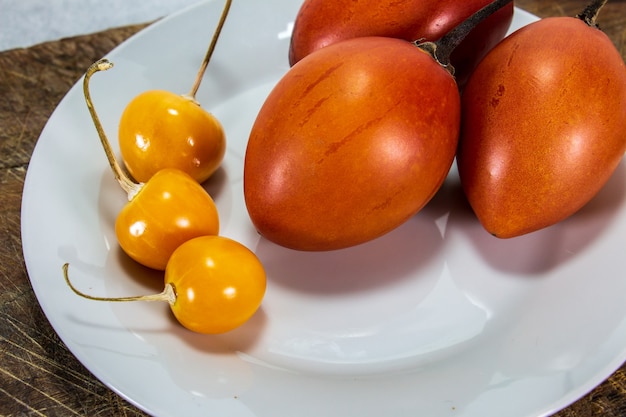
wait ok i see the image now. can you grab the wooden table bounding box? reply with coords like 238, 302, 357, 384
1, 1, 625, 415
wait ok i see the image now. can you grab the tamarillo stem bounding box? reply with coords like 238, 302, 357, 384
576, 0, 608, 28
417, 0, 514, 75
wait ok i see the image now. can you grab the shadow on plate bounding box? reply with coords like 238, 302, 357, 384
254, 211, 446, 295
427, 159, 626, 275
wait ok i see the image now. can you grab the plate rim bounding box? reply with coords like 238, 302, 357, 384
20, 2, 626, 417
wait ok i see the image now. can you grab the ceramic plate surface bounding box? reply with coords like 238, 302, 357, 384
21, 1, 626, 416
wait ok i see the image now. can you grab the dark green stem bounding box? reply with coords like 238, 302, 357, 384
416, 0, 514, 75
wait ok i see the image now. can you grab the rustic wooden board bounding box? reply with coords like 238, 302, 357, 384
0, 23, 151, 417
1, 1, 625, 415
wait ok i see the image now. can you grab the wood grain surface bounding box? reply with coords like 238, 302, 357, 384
1, 1, 625, 416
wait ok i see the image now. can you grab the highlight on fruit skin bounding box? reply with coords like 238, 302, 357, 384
244, 37, 461, 251
244, 0, 517, 250
62, 235, 267, 335
288, 0, 514, 87
117, 0, 232, 184
457, 0, 626, 238
82, 59, 221, 271
114, 168, 220, 271
119, 90, 226, 184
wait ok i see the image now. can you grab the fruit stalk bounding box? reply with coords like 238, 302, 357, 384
63, 263, 177, 305
185, 0, 232, 101
418, 0, 514, 74
576, 0, 608, 28
83, 59, 142, 199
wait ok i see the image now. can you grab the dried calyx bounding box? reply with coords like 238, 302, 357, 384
576, 0, 608, 28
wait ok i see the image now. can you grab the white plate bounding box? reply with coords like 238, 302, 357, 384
21, 1, 626, 416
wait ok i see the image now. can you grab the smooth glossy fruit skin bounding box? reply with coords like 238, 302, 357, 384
244, 37, 460, 251
458, 17, 626, 238
119, 90, 226, 184
288, 0, 513, 88
165, 235, 266, 334
115, 168, 220, 270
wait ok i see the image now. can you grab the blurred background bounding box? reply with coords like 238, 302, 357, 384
0, 0, 200, 51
